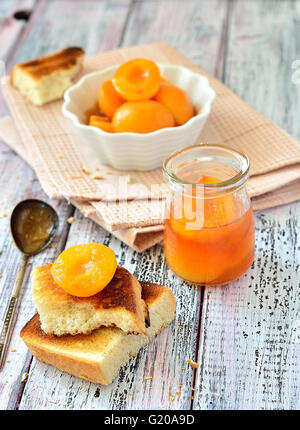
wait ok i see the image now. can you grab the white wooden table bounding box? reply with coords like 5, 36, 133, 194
0, 0, 299, 410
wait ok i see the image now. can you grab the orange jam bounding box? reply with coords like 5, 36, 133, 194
14, 202, 54, 254
164, 174, 255, 285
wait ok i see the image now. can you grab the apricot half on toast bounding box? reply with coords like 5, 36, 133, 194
51, 243, 117, 297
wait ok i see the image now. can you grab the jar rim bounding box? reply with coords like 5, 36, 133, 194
163, 143, 250, 190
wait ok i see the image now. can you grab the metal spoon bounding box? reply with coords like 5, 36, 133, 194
0, 199, 58, 368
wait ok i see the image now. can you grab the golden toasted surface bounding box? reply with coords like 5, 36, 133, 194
21, 313, 118, 354
33, 263, 141, 314
21, 282, 168, 353
11, 46, 84, 81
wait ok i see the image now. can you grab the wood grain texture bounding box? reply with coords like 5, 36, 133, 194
0, 158, 73, 410
224, 0, 300, 140
0, 0, 36, 116
7, 0, 132, 68
0, 0, 299, 411
193, 0, 300, 410
121, 0, 228, 77
193, 201, 300, 410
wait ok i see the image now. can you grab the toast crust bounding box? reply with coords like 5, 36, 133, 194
11, 47, 84, 83
21, 282, 176, 385
32, 264, 147, 335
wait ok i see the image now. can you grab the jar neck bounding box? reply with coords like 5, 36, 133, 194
163, 144, 250, 196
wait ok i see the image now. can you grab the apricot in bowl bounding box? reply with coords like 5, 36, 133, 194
62, 62, 216, 170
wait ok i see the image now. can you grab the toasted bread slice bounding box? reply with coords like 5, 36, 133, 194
32, 264, 147, 336
10, 46, 84, 105
21, 281, 176, 385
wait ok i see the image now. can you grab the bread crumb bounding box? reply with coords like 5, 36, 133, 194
187, 359, 198, 368
56, 201, 61, 207
127, 392, 133, 396
82, 387, 87, 393
159, 361, 164, 364
126, 175, 131, 183
2, 213, 7, 217
104, 170, 111, 174
191, 396, 194, 400
181, 366, 186, 370
7, 360, 10, 363
21, 372, 28, 382
169, 394, 174, 404
0, 274, 2, 278
48, 400, 57, 404
67, 217, 74, 224
144, 375, 152, 380
92, 174, 104, 180
68, 174, 82, 179
175, 391, 181, 398
82, 165, 90, 174
11, 348, 16, 352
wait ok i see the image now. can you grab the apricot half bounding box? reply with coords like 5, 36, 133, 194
197, 176, 236, 228
112, 58, 160, 101
154, 83, 194, 125
112, 100, 175, 133
51, 243, 117, 297
89, 115, 114, 132
98, 80, 124, 120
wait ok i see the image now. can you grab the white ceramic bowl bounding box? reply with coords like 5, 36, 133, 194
62, 64, 216, 171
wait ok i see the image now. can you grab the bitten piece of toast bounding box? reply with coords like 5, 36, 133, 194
10, 46, 84, 105
32, 264, 147, 336
21, 281, 176, 385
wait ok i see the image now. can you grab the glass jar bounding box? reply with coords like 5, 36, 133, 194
163, 144, 255, 285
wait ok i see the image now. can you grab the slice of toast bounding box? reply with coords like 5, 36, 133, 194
32, 264, 147, 336
21, 281, 176, 385
10, 46, 84, 105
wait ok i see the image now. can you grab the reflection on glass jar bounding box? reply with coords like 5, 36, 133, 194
163, 144, 255, 285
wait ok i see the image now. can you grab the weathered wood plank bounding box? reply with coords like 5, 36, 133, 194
17, 0, 228, 410
193, 201, 300, 410
122, 0, 228, 77
224, 0, 300, 140
7, 0, 132, 68
0, 0, 36, 116
0, 0, 36, 61
193, 0, 300, 410
0, 153, 73, 410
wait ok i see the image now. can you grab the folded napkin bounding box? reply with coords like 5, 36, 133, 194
1, 43, 300, 251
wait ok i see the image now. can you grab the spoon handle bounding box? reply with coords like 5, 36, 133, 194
0, 255, 28, 369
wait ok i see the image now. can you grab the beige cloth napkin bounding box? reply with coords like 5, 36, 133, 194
1, 43, 300, 249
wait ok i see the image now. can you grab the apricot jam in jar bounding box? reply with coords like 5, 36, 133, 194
163, 144, 255, 285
